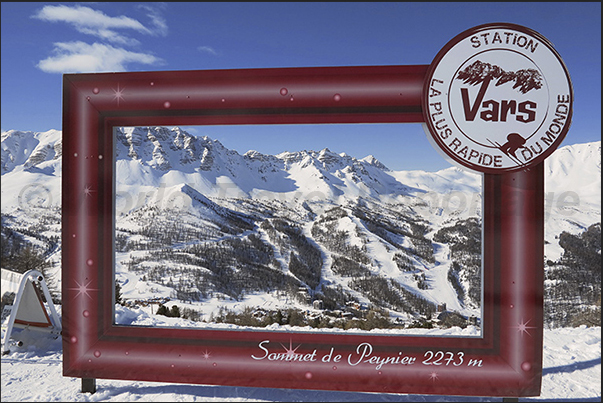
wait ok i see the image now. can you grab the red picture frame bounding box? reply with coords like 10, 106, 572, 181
62, 64, 544, 397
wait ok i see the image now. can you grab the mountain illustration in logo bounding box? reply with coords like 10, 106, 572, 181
456, 60, 543, 94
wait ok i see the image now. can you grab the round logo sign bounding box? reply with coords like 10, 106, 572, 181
422, 23, 573, 173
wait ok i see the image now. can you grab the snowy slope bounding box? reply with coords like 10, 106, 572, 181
1, 316, 600, 401
1, 129, 62, 173
1, 129, 62, 211
1, 128, 600, 329
542, 141, 601, 260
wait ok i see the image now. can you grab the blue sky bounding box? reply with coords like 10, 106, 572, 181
1, 2, 600, 171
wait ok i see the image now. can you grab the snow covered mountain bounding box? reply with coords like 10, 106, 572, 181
1, 127, 600, 332
111, 126, 418, 203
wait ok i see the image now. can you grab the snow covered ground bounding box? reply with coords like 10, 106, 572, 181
1, 322, 600, 402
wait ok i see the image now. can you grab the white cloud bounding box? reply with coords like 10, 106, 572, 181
197, 46, 218, 56
31, 4, 169, 74
138, 4, 168, 37
36, 41, 163, 74
32, 4, 166, 46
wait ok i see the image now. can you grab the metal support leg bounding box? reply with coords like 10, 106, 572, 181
81, 378, 96, 394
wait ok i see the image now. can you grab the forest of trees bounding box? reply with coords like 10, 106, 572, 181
433, 217, 482, 308
545, 223, 601, 327
1, 212, 58, 277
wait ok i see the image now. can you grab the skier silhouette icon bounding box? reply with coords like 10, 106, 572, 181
500, 133, 526, 159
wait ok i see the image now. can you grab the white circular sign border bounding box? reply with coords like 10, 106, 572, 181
422, 23, 573, 174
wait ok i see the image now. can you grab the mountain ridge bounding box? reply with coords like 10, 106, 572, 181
4, 127, 600, 200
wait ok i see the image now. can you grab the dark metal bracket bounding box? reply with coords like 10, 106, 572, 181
81, 378, 96, 394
